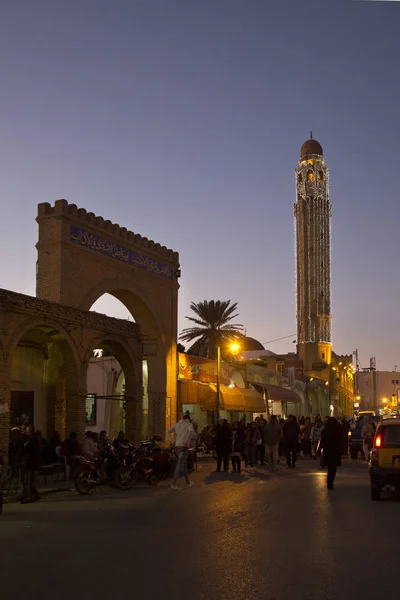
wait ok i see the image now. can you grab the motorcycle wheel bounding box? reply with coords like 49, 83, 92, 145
114, 467, 136, 490
75, 469, 93, 495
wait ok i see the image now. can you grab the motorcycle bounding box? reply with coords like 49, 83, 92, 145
74, 445, 134, 495
128, 447, 165, 485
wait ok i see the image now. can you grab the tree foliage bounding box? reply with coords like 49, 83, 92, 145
180, 300, 243, 359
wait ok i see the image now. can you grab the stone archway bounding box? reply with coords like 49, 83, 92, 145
82, 334, 142, 445
36, 199, 179, 437
5, 316, 80, 441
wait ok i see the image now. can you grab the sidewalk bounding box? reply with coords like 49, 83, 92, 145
2, 477, 72, 504
2, 454, 216, 504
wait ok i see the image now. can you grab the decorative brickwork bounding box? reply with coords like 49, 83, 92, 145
0, 288, 142, 456
36, 199, 179, 441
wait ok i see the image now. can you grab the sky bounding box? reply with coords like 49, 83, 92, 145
1, 0, 400, 371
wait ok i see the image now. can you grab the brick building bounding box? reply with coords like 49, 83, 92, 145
0, 199, 180, 457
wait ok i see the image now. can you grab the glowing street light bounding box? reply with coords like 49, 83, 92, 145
216, 340, 241, 421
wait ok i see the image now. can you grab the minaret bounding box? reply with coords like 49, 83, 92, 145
294, 135, 332, 369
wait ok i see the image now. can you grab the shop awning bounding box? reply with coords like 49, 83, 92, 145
240, 388, 266, 412
178, 380, 216, 411
178, 380, 264, 412
256, 383, 302, 404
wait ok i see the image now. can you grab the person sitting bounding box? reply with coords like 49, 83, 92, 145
98, 430, 109, 455
83, 431, 99, 460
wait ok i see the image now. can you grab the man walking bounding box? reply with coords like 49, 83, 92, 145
168, 413, 194, 490
361, 416, 375, 464
264, 415, 283, 469
283, 415, 300, 468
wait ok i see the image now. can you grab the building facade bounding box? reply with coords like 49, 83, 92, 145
356, 370, 400, 413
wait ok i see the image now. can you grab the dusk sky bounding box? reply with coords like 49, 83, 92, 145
1, 1, 399, 370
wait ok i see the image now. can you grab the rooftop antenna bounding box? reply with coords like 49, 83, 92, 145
310, 131, 313, 139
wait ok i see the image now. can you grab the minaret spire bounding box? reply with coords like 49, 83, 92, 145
295, 137, 331, 368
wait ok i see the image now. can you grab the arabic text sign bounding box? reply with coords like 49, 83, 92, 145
70, 226, 174, 280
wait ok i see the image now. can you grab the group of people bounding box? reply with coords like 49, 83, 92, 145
194, 413, 350, 490
7, 425, 131, 503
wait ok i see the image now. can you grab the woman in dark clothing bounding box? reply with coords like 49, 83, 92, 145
283, 415, 300, 468
320, 417, 342, 490
215, 420, 232, 472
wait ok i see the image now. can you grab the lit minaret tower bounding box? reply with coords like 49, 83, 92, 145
294, 134, 332, 369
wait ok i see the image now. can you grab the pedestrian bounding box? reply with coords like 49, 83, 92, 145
301, 418, 312, 457
320, 417, 343, 490
230, 422, 244, 473
283, 415, 299, 468
264, 415, 283, 468
256, 418, 265, 465
20, 425, 42, 504
310, 418, 324, 459
168, 413, 194, 490
278, 418, 285, 459
245, 422, 260, 467
215, 419, 232, 472
361, 416, 375, 464
340, 417, 350, 456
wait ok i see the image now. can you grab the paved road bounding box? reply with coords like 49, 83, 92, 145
1, 458, 399, 600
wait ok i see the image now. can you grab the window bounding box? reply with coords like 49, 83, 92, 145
307, 171, 314, 181
297, 173, 303, 183
381, 426, 400, 448
318, 171, 324, 182
85, 394, 97, 426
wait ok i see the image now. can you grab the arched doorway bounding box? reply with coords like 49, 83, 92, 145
36, 200, 179, 437
83, 336, 142, 445
7, 320, 80, 441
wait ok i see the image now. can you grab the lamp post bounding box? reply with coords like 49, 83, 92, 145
216, 341, 241, 422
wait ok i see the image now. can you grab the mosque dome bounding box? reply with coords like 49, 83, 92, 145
300, 137, 323, 160
240, 336, 265, 351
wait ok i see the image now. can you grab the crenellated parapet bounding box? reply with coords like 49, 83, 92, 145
37, 199, 179, 264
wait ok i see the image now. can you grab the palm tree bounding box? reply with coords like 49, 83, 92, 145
180, 300, 243, 359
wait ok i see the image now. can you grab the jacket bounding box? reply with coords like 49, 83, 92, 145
263, 422, 283, 446
310, 423, 324, 442
361, 421, 375, 442
215, 423, 232, 452
320, 419, 342, 467
167, 419, 194, 447
282, 420, 299, 444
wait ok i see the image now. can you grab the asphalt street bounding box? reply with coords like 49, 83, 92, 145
1, 458, 399, 600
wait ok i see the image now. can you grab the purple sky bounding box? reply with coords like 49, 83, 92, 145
1, 1, 400, 371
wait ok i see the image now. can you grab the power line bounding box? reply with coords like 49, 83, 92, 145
261, 333, 296, 345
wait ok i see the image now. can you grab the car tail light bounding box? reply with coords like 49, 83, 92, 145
375, 434, 382, 448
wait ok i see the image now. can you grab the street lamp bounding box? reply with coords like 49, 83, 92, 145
216, 340, 241, 422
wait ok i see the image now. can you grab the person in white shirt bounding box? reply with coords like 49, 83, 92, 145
83, 431, 99, 460
168, 414, 194, 491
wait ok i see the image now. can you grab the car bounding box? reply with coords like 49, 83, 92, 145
348, 415, 380, 459
369, 418, 400, 501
